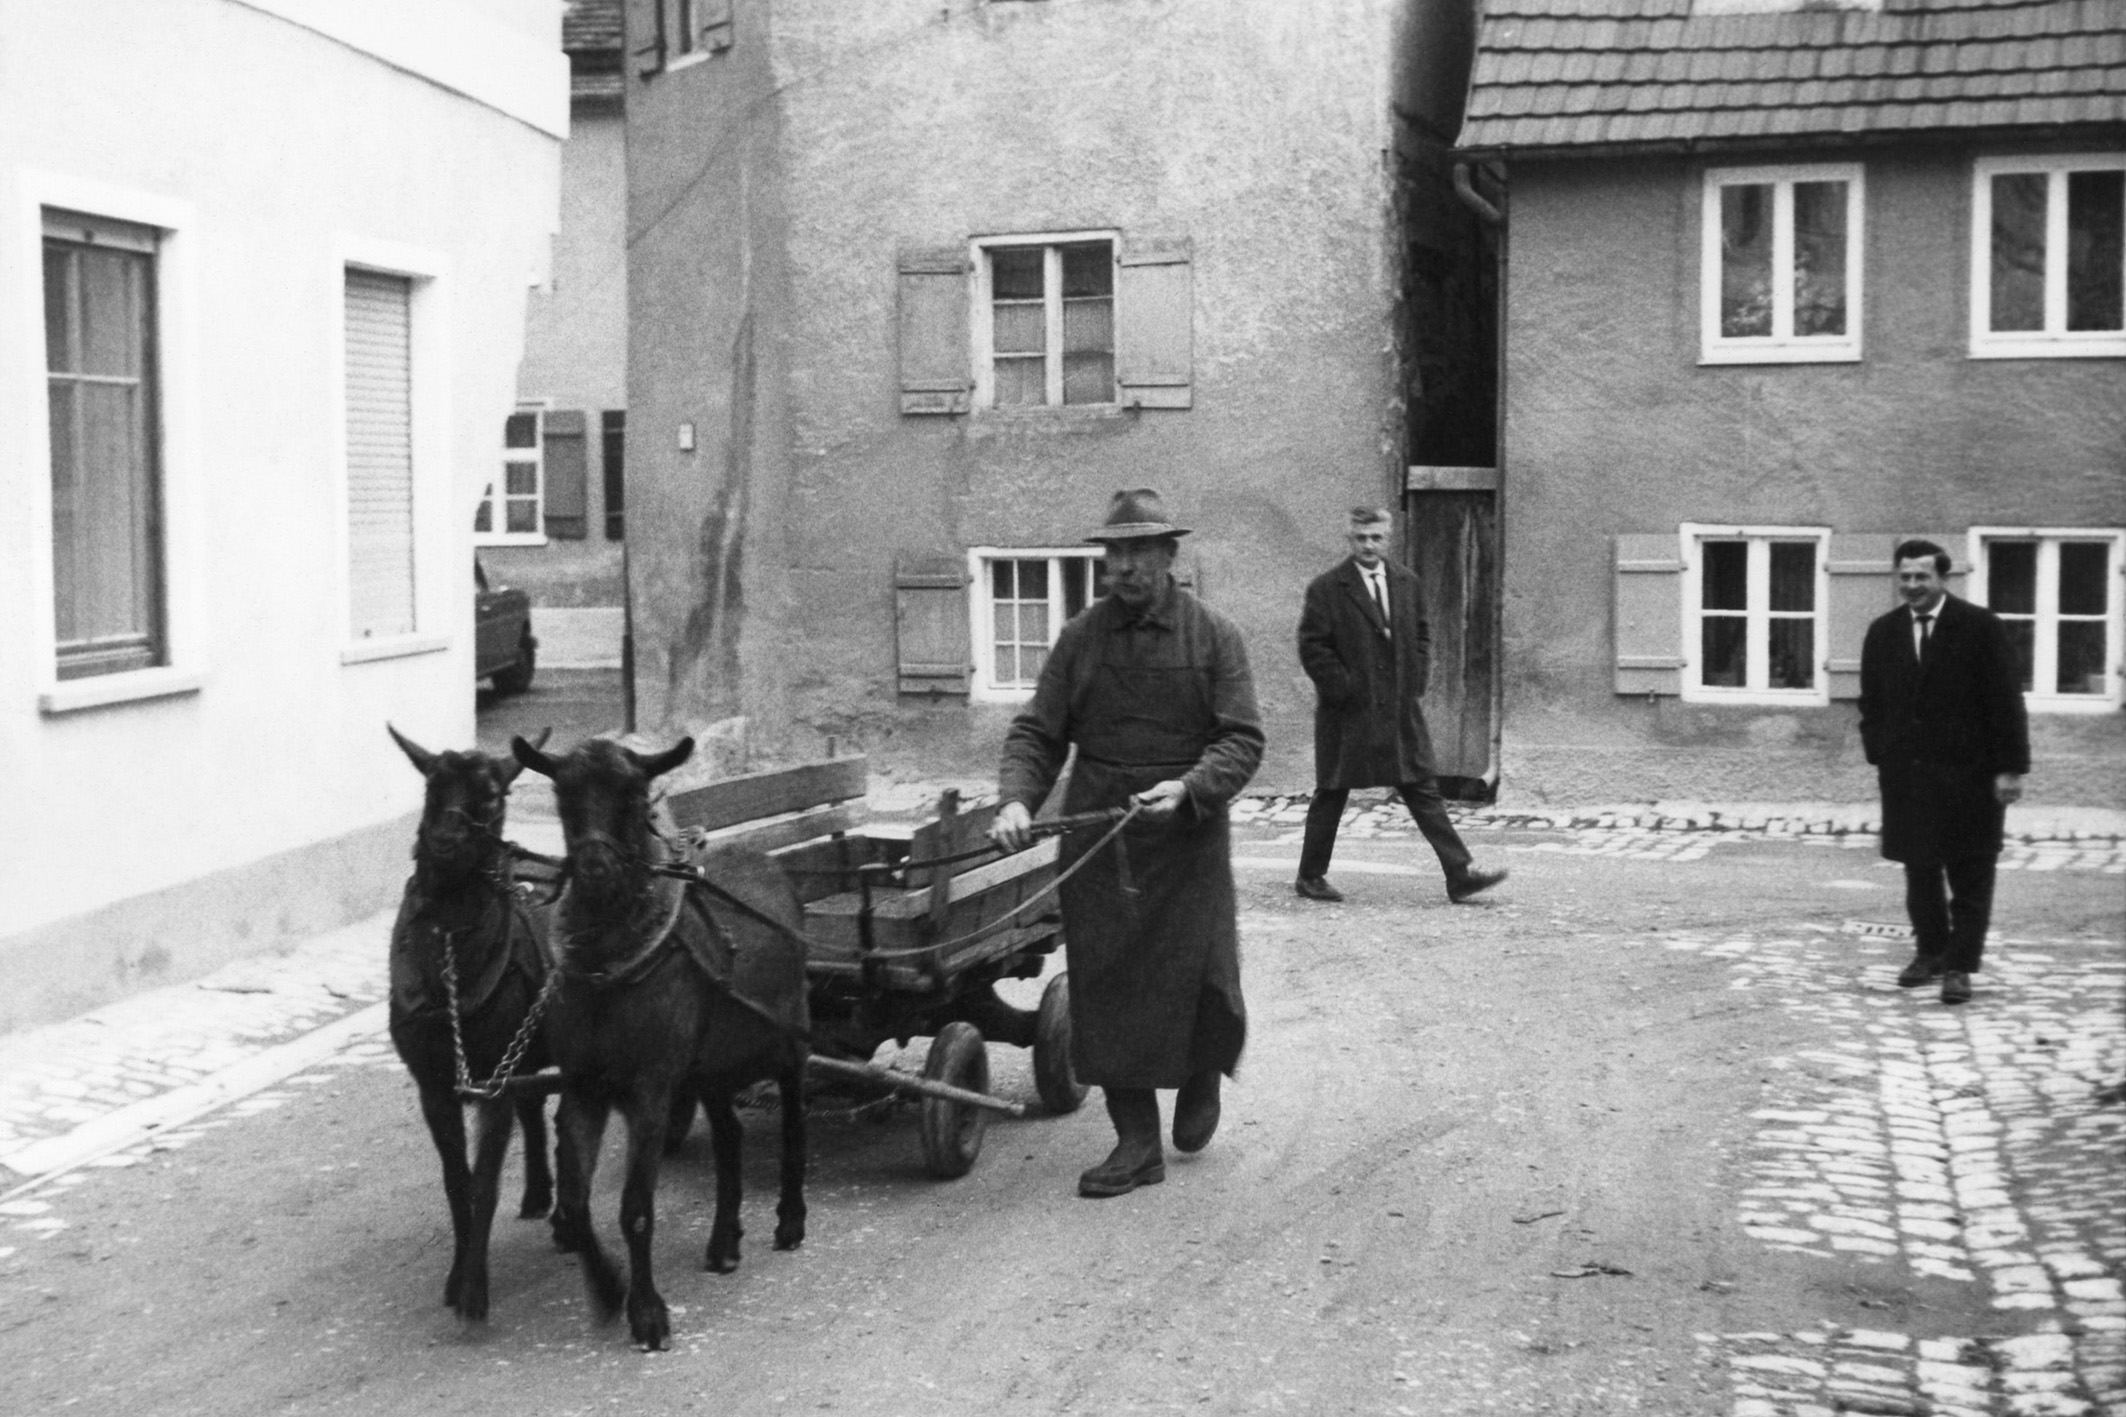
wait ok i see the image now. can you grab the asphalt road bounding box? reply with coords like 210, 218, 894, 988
1, 816, 2119, 1416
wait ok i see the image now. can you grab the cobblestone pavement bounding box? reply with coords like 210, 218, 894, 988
1657, 927, 2125, 1417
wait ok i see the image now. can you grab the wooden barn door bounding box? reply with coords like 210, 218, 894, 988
1405, 467, 1497, 788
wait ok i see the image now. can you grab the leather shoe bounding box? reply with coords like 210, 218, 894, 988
1940, 970, 1972, 1005
1447, 867, 1507, 904
1294, 876, 1344, 902
1897, 954, 1944, 988
1078, 1146, 1166, 1198
1173, 1070, 1221, 1154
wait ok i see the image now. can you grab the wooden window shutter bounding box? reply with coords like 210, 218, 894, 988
543, 409, 588, 539
894, 552, 971, 694
1115, 234, 1193, 409
344, 269, 416, 639
700, 0, 734, 50
1613, 533, 1683, 695
1825, 533, 1897, 700
897, 247, 971, 415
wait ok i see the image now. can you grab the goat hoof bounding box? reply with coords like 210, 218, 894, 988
457, 1283, 490, 1323
627, 1296, 670, 1351
773, 1226, 804, 1252
705, 1247, 740, 1274
519, 1188, 553, 1220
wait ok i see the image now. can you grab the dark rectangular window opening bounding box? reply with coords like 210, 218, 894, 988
602, 409, 626, 540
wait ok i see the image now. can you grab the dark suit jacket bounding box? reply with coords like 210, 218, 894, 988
1858, 594, 2030, 863
1297, 556, 1437, 787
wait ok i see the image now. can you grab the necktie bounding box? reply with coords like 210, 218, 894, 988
1915, 612, 1933, 661
1368, 571, 1389, 625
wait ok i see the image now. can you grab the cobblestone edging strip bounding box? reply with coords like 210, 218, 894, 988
1662, 929, 2126, 1417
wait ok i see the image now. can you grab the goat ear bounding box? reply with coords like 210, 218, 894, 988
628, 736, 695, 781
512, 734, 561, 779
386, 722, 437, 776
498, 726, 552, 784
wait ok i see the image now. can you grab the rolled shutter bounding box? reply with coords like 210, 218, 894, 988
1826, 533, 1897, 700
1115, 234, 1193, 410
897, 247, 971, 415
895, 553, 970, 694
543, 409, 588, 539
1614, 533, 1683, 695
344, 269, 415, 639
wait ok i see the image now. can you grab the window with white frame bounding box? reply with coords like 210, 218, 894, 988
973, 235, 1116, 409
1682, 527, 1829, 702
969, 548, 1107, 696
1970, 155, 2126, 358
475, 407, 544, 544
1970, 530, 2124, 709
42, 209, 167, 681
1702, 165, 1863, 363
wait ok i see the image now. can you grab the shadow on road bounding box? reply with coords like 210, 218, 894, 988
475, 667, 628, 757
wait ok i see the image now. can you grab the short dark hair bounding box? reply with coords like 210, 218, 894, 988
1894, 539, 1951, 575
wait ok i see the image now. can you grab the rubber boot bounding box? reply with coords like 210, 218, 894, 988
1172, 1069, 1221, 1154
1077, 1088, 1166, 1198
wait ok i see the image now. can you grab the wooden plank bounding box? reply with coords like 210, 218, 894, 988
1406, 465, 1499, 493
666, 757, 869, 834
905, 799, 999, 887
690, 802, 866, 858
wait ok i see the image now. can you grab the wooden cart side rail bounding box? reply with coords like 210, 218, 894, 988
667, 757, 870, 836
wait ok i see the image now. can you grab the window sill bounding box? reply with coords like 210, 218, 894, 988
39, 666, 205, 716
972, 404, 1127, 422
2022, 694, 2122, 716
969, 686, 1037, 705
342, 634, 450, 666
1699, 344, 1862, 366
1679, 687, 1832, 708
1967, 338, 2126, 360
474, 534, 550, 549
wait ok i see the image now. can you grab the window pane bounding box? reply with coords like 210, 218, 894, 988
1064, 559, 1088, 619
2001, 619, 2035, 692
1990, 173, 2048, 333
1061, 242, 1112, 298
1768, 619, 1814, 689
1062, 352, 1115, 405
505, 460, 538, 496
992, 559, 1015, 599
1702, 541, 1747, 611
43, 245, 71, 372
1720, 184, 1774, 338
1988, 541, 2037, 615
990, 247, 1043, 301
994, 356, 1045, 407
1769, 541, 1815, 611
473, 499, 492, 533
1791, 181, 1847, 337
1701, 617, 1746, 686
2066, 168, 2125, 333
1023, 644, 1049, 681
505, 412, 539, 449
77, 245, 147, 377
1019, 559, 1048, 600
1092, 556, 1109, 601
992, 301, 1045, 356
2058, 541, 2110, 616
1063, 298, 1112, 354
1022, 602, 1050, 644
2056, 621, 2108, 695
505, 499, 538, 534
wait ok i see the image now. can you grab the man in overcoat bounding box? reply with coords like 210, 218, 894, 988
1294, 507, 1505, 904
1859, 539, 2029, 1006
991, 489, 1264, 1199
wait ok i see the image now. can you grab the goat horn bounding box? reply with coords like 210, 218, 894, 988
627, 736, 696, 780
512, 734, 562, 778
499, 726, 552, 784
386, 722, 438, 775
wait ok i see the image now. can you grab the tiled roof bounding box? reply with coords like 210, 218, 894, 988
563, 0, 622, 54
1458, 0, 2126, 155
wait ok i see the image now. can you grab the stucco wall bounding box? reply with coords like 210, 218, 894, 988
0, 0, 560, 1020
627, 0, 1420, 789
1498, 148, 2126, 806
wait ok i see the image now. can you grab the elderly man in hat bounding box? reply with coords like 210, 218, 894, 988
990, 489, 1264, 1198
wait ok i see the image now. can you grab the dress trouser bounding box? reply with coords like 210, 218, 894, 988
1903, 857, 1997, 972
1299, 781, 1474, 883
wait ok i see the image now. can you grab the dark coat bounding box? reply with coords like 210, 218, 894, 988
998, 578, 1264, 1089
1297, 556, 1437, 788
1859, 594, 2030, 864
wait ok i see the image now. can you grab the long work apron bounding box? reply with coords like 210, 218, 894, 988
1056, 638, 1247, 1089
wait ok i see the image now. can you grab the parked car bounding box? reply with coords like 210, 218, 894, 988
475, 558, 536, 695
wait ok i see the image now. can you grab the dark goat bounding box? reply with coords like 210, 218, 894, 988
512, 734, 810, 1351
386, 724, 560, 1322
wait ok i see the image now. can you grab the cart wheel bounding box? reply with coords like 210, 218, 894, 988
1032, 972, 1088, 1115
918, 1022, 990, 1180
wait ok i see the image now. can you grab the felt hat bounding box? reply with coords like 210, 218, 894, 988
1085, 487, 1191, 543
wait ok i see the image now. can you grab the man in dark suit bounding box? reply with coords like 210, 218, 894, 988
1294, 507, 1506, 904
1859, 539, 2029, 1006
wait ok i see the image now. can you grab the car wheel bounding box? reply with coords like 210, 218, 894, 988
491, 630, 536, 696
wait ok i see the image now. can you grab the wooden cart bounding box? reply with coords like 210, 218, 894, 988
667, 756, 1088, 1178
